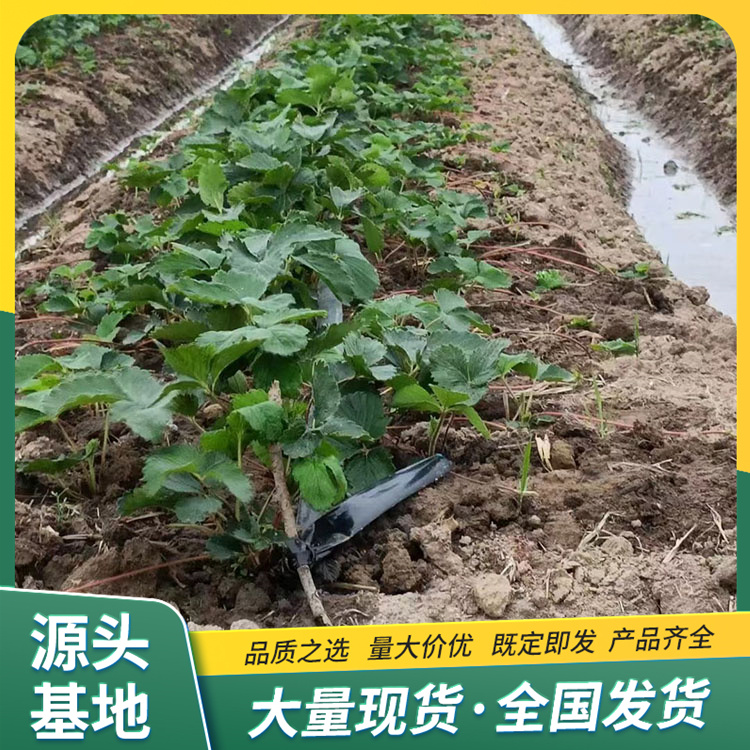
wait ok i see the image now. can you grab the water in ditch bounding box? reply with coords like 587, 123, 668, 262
521, 14, 736, 320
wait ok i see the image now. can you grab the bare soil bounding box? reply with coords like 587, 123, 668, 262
15, 15, 737, 628
15, 14, 285, 218
557, 14, 737, 205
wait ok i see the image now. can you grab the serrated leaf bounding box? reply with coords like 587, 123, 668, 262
15, 354, 59, 391
236, 400, 285, 443
151, 320, 209, 343
430, 385, 471, 409
292, 455, 347, 511
430, 342, 501, 404
337, 391, 388, 440
252, 354, 303, 397
344, 447, 395, 494
173, 495, 223, 523
95, 312, 125, 341
312, 364, 340, 426
15, 372, 123, 433
198, 162, 228, 211
109, 367, 174, 442
391, 383, 441, 413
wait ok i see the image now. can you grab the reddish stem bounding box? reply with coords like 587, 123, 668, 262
64, 554, 210, 593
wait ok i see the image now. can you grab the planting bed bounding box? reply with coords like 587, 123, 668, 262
15, 14, 285, 219
15, 15, 736, 628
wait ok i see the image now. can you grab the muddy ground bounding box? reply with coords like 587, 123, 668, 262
558, 14, 736, 206
15, 14, 285, 218
15, 15, 737, 628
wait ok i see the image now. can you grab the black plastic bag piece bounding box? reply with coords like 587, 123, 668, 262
289, 454, 452, 566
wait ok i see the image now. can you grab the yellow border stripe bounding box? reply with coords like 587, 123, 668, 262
190, 611, 749, 676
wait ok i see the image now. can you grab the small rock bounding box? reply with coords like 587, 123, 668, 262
550, 570, 573, 603
600, 317, 635, 341
202, 403, 225, 421
614, 569, 641, 596
381, 546, 421, 593
631, 519, 642, 529
587, 567, 606, 585
235, 582, 272, 614
459, 536, 472, 546
528, 515, 542, 528
686, 286, 710, 306
713, 558, 736, 593
601, 536, 634, 557
524, 201, 551, 223
549, 441, 576, 470
484, 497, 519, 524
472, 573, 513, 618
517, 560, 533, 577
187, 622, 223, 631
410, 520, 463, 575
513, 599, 536, 619
663, 160, 679, 175
230, 619, 260, 630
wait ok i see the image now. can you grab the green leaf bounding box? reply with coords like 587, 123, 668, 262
391, 383, 441, 413
417, 289, 490, 333
330, 186, 364, 210
361, 216, 384, 256
238, 152, 282, 171
15, 372, 124, 433
312, 364, 340, 426
236, 400, 286, 443
57, 343, 134, 371
430, 342, 501, 404
173, 496, 223, 523
292, 455, 347, 511
95, 312, 125, 341
337, 391, 388, 440
198, 162, 228, 211
451, 257, 512, 289
109, 367, 174, 442
203, 457, 253, 503
15, 354, 59, 391
252, 354, 303, 397
344, 447, 395, 494
140, 444, 252, 503
591, 339, 638, 357
430, 385, 471, 409
455, 404, 491, 438
18, 439, 99, 475
296, 238, 378, 304
512, 357, 576, 381
151, 321, 209, 343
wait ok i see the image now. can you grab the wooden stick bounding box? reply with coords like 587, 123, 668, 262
268, 381, 332, 627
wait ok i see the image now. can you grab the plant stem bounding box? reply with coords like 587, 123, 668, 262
56, 420, 77, 452
428, 412, 446, 456
86, 457, 97, 495
100, 408, 110, 470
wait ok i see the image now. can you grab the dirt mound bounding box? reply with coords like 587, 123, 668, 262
557, 14, 736, 205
